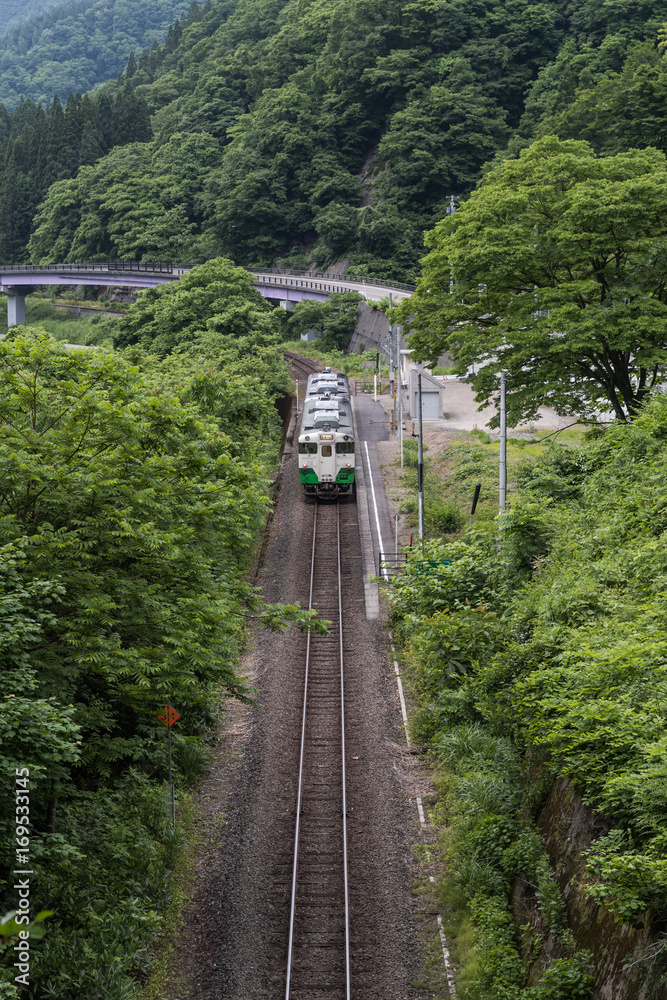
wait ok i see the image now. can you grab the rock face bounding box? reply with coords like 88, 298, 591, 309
97, 285, 137, 304
537, 778, 656, 1000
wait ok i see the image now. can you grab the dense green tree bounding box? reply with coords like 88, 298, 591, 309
27, 176, 86, 263
61, 91, 84, 175
78, 92, 104, 164
287, 291, 361, 350
96, 90, 115, 152
113, 256, 278, 353
0, 0, 62, 38
384, 392, 667, 982
0, 105, 11, 146
566, 0, 667, 43
0, 329, 271, 725
42, 93, 66, 188
376, 56, 512, 208
400, 137, 667, 424
0, 150, 29, 261
538, 41, 667, 154
28, 134, 221, 263
514, 35, 639, 147
126, 50, 137, 79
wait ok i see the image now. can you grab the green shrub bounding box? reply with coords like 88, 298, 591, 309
426, 498, 465, 534
529, 953, 593, 999
471, 428, 492, 444
471, 894, 526, 997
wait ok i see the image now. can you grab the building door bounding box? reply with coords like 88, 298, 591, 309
413, 390, 440, 419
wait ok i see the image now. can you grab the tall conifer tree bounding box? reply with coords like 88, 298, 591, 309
43, 94, 66, 188
79, 93, 103, 166
112, 81, 152, 147
0, 147, 28, 262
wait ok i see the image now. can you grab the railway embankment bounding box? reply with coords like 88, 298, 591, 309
372, 398, 667, 998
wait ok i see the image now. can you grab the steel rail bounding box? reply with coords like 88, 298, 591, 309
283, 350, 322, 376
284, 508, 318, 998
338, 504, 351, 998
285, 503, 351, 999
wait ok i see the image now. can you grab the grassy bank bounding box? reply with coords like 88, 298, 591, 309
0, 297, 117, 345
384, 408, 667, 997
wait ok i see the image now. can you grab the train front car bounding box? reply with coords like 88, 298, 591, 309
298, 395, 355, 500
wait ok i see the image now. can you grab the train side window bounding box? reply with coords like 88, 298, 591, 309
321, 445, 333, 457
298, 442, 317, 454
336, 442, 355, 454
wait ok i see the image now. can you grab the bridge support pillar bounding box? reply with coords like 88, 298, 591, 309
7, 293, 26, 327
1, 285, 35, 328
279, 298, 295, 312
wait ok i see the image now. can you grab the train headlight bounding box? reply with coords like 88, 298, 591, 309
346, 463, 351, 467
302, 463, 308, 468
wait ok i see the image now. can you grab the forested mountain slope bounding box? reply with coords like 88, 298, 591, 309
0, 1, 63, 39
0, 0, 196, 108
4, 0, 667, 278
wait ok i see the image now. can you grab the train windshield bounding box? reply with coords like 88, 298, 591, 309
336, 442, 355, 454
298, 442, 318, 454
321, 445, 333, 457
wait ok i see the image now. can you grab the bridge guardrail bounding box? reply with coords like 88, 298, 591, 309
247, 267, 415, 292
0, 260, 176, 274
248, 274, 365, 296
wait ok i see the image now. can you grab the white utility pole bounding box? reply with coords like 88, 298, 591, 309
399, 383, 404, 468
499, 373, 507, 516
418, 373, 424, 541
388, 292, 395, 432
396, 324, 404, 467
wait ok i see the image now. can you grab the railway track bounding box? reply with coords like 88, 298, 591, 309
285, 501, 353, 999
284, 350, 363, 398
214, 428, 424, 999
284, 350, 322, 378
53, 302, 124, 318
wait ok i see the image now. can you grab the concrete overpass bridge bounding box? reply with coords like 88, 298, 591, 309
0, 261, 414, 326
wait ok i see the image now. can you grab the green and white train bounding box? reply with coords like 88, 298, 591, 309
298, 371, 355, 500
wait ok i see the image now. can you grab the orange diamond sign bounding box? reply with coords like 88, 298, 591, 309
157, 704, 180, 728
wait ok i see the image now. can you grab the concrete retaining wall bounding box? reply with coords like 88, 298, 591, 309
348, 302, 390, 355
